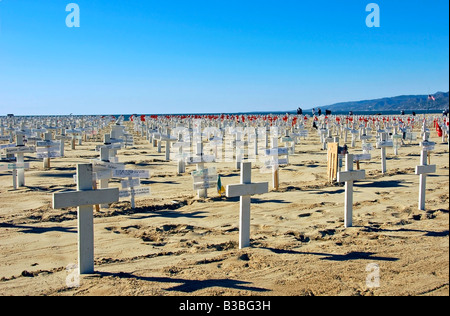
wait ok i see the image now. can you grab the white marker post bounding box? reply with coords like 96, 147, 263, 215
415, 145, 436, 211
226, 162, 269, 249
158, 133, 177, 161
52, 164, 119, 274
337, 154, 366, 228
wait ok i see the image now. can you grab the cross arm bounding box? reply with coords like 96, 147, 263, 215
226, 182, 269, 198
415, 164, 436, 175
53, 188, 119, 209
337, 170, 366, 183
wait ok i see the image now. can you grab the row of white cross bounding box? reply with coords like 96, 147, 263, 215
0, 118, 135, 190
52, 139, 438, 275
2, 115, 444, 275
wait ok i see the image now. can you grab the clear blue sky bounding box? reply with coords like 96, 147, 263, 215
0, 0, 448, 115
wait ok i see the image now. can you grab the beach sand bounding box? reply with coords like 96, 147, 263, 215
0, 120, 448, 296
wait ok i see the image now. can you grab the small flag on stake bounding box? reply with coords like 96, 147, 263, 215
217, 174, 225, 197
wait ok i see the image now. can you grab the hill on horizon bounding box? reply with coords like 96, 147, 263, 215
311, 91, 449, 112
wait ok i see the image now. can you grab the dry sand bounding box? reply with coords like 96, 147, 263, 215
0, 120, 448, 296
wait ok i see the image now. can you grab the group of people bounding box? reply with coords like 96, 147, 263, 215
296, 107, 331, 117
299, 107, 450, 117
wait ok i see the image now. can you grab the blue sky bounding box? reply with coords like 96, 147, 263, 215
0, 0, 448, 115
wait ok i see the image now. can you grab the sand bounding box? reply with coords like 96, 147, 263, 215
0, 119, 448, 296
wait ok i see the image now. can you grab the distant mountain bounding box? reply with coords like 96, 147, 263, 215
322, 92, 449, 112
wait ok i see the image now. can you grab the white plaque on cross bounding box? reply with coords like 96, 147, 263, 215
113, 169, 150, 208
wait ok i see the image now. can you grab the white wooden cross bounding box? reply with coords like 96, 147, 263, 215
0, 162, 30, 190
186, 142, 215, 198
281, 133, 295, 155
342, 125, 350, 143
337, 154, 366, 228
376, 132, 393, 174
172, 139, 190, 174
318, 128, 329, 150
36, 132, 61, 168
350, 128, 359, 147
96, 134, 122, 159
323, 129, 335, 149
226, 162, 269, 249
191, 167, 217, 199
113, 169, 150, 208
54, 128, 72, 157
392, 132, 403, 156
415, 142, 436, 211
360, 128, 372, 152
53, 164, 119, 274
66, 128, 82, 150
123, 131, 134, 148
158, 132, 178, 161
1, 133, 35, 187
110, 124, 125, 141
263, 136, 288, 191
291, 127, 308, 144
14, 132, 27, 186
234, 129, 245, 170
353, 153, 371, 170
404, 130, 417, 144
